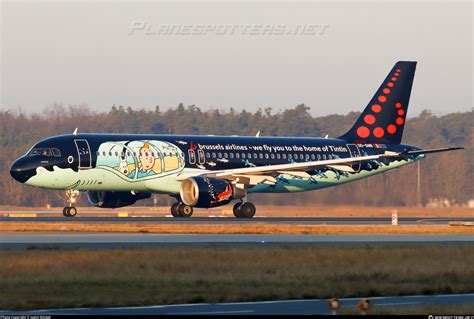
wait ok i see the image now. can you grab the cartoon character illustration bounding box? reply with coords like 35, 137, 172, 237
197, 164, 206, 170
128, 143, 156, 178
207, 161, 216, 167
217, 158, 229, 163
176, 140, 187, 145
117, 154, 129, 175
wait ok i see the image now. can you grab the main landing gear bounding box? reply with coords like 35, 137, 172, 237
63, 190, 79, 217
171, 202, 194, 218
233, 201, 256, 218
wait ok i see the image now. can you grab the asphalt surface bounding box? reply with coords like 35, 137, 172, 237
2, 293, 474, 315
2, 216, 474, 225
1, 232, 474, 249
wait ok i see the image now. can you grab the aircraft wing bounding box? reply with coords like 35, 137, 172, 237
177, 147, 464, 185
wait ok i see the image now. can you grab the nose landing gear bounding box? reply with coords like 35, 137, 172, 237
63, 190, 79, 217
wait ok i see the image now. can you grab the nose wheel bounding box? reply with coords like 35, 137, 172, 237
63, 206, 77, 217
63, 190, 79, 217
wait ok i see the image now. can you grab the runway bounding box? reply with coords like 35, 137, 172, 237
2, 216, 473, 225
1, 232, 473, 249
2, 293, 474, 315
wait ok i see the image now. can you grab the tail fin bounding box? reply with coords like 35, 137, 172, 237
339, 61, 417, 144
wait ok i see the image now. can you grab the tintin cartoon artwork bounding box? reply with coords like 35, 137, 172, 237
96, 140, 185, 179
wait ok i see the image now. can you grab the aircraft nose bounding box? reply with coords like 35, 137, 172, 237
10, 157, 36, 183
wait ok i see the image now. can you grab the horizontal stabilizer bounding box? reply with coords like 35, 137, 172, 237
403, 147, 464, 156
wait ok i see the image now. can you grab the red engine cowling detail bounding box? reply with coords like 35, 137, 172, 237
180, 176, 234, 208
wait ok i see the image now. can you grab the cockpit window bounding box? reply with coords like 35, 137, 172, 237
41, 148, 52, 156
28, 148, 42, 156
51, 148, 61, 157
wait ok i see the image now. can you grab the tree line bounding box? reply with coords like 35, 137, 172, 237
0, 103, 472, 207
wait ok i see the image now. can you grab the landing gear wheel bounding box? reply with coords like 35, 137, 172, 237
63, 207, 70, 217
233, 203, 243, 218
68, 206, 77, 217
178, 204, 193, 218
239, 202, 256, 218
171, 202, 180, 217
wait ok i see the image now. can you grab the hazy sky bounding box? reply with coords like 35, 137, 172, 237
1, 1, 472, 116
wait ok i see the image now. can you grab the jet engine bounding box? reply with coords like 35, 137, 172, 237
180, 176, 244, 208
87, 191, 151, 208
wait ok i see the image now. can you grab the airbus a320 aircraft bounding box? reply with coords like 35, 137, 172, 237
10, 62, 463, 218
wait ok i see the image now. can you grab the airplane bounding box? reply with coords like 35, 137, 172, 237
10, 61, 463, 218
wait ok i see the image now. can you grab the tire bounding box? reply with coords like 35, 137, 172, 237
233, 203, 243, 218
171, 202, 180, 217
68, 206, 77, 217
239, 202, 256, 218
178, 204, 193, 218
63, 207, 70, 217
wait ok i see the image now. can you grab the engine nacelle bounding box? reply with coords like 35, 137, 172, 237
87, 191, 151, 209
180, 177, 243, 208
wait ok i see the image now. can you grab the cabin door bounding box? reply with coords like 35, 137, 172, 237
74, 139, 92, 169
346, 144, 361, 172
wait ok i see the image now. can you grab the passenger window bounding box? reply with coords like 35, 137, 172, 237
212, 152, 216, 158
224, 153, 228, 158
311, 154, 315, 160
242, 153, 246, 159
253, 153, 257, 159
265, 153, 269, 159
288, 154, 292, 160
247, 153, 251, 159
270, 154, 275, 159
236, 153, 240, 159
52, 148, 61, 157
259, 153, 263, 159
276, 153, 281, 159
300, 154, 304, 160
230, 153, 234, 159
218, 152, 222, 158
282, 154, 286, 159
323, 154, 327, 160
206, 152, 210, 158
317, 154, 321, 160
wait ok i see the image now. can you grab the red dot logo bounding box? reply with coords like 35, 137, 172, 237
396, 117, 404, 125
395, 102, 402, 108
383, 88, 391, 94
371, 104, 382, 113
387, 82, 394, 87
378, 96, 387, 103
373, 127, 385, 138
387, 124, 397, 134
357, 126, 370, 138
396, 69, 401, 72
391, 77, 398, 81
397, 109, 405, 116
394, 73, 400, 77
364, 114, 376, 125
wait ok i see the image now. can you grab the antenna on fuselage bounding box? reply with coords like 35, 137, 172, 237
256, 130, 261, 137
73, 128, 78, 135
324, 134, 328, 139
